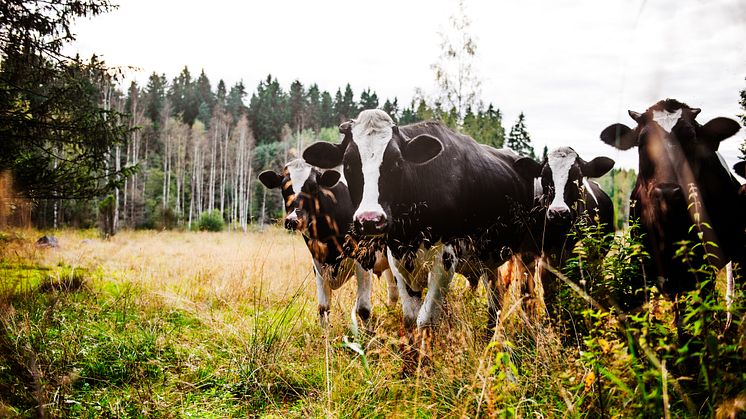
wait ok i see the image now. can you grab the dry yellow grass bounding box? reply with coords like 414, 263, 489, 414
33, 227, 400, 329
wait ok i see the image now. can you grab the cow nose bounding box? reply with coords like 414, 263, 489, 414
284, 216, 300, 230
547, 206, 571, 223
653, 183, 682, 202
354, 211, 387, 235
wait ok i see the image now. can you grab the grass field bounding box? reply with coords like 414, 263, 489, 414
0, 227, 743, 417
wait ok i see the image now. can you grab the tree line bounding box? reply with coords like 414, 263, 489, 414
1, 0, 658, 233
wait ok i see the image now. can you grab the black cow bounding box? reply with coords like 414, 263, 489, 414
515, 147, 615, 312
599, 99, 745, 306
303, 109, 534, 332
259, 159, 396, 329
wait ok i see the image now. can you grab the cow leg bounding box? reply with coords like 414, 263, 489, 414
387, 249, 422, 329
313, 259, 332, 327
382, 269, 399, 305
416, 245, 456, 329
353, 262, 373, 332
388, 251, 423, 376
484, 269, 502, 335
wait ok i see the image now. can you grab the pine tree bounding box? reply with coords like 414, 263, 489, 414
382, 98, 399, 123
320, 91, 335, 128
248, 75, 289, 144
359, 88, 379, 111
288, 80, 307, 134
334, 84, 357, 121
507, 112, 536, 159
144, 72, 167, 131
226, 81, 248, 121
306, 84, 321, 132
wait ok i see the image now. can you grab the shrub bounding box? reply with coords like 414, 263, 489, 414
198, 210, 224, 232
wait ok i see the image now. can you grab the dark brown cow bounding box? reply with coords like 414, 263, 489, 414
600, 99, 745, 308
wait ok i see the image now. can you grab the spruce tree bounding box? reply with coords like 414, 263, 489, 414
507, 112, 536, 159
306, 84, 321, 132
226, 81, 248, 121
288, 80, 307, 134
320, 91, 335, 128
382, 98, 399, 123
359, 88, 379, 111
144, 72, 167, 130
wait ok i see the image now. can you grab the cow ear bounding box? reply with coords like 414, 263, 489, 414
402, 134, 443, 164
303, 142, 344, 169
515, 157, 542, 179
259, 170, 283, 189
580, 156, 615, 178
600, 123, 637, 150
319, 170, 341, 188
700, 117, 741, 151
734, 161, 746, 180
628, 110, 644, 124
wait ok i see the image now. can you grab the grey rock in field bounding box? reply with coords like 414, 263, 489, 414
36, 235, 59, 248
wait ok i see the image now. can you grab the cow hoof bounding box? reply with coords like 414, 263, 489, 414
356, 306, 371, 323
318, 306, 330, 327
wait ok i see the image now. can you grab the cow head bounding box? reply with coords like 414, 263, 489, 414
600, 99, 739, 209
303, 109, 443, 236
516, 147, 614, 225
259, 159, 341, 233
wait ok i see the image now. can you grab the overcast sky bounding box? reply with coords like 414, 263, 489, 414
66, 0, 746, 172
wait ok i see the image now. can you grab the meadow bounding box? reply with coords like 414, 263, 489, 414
0, 227, 743, 417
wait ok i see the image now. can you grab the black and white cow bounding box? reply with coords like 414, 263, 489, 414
515, 147, 615, 310
599, 99, 745, 306
260, 159, 396, 329
303, 109, 535, 332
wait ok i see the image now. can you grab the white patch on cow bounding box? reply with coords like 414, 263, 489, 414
387, 249, 422, 327
351, 262, 372, 335
286, 209, 299, 221
350, 110, 395, 219
533, 177, 542, 199
313, 258, 332, 326
287, 159, 312, 195
582, 178, 599, 205
652, 109, 682, 133
547, 147, 578, 211
417, 245, 456, 329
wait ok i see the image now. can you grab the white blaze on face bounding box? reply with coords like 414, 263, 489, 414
547, 147, 578, 212
287, 159, 312, 195
652, 109, 682, 133
350, 110, 395, 219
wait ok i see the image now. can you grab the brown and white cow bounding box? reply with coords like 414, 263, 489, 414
599, 99, 745, 308
260, 159, 397, 331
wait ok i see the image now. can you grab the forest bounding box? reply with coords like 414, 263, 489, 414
0, 0, 641, 233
